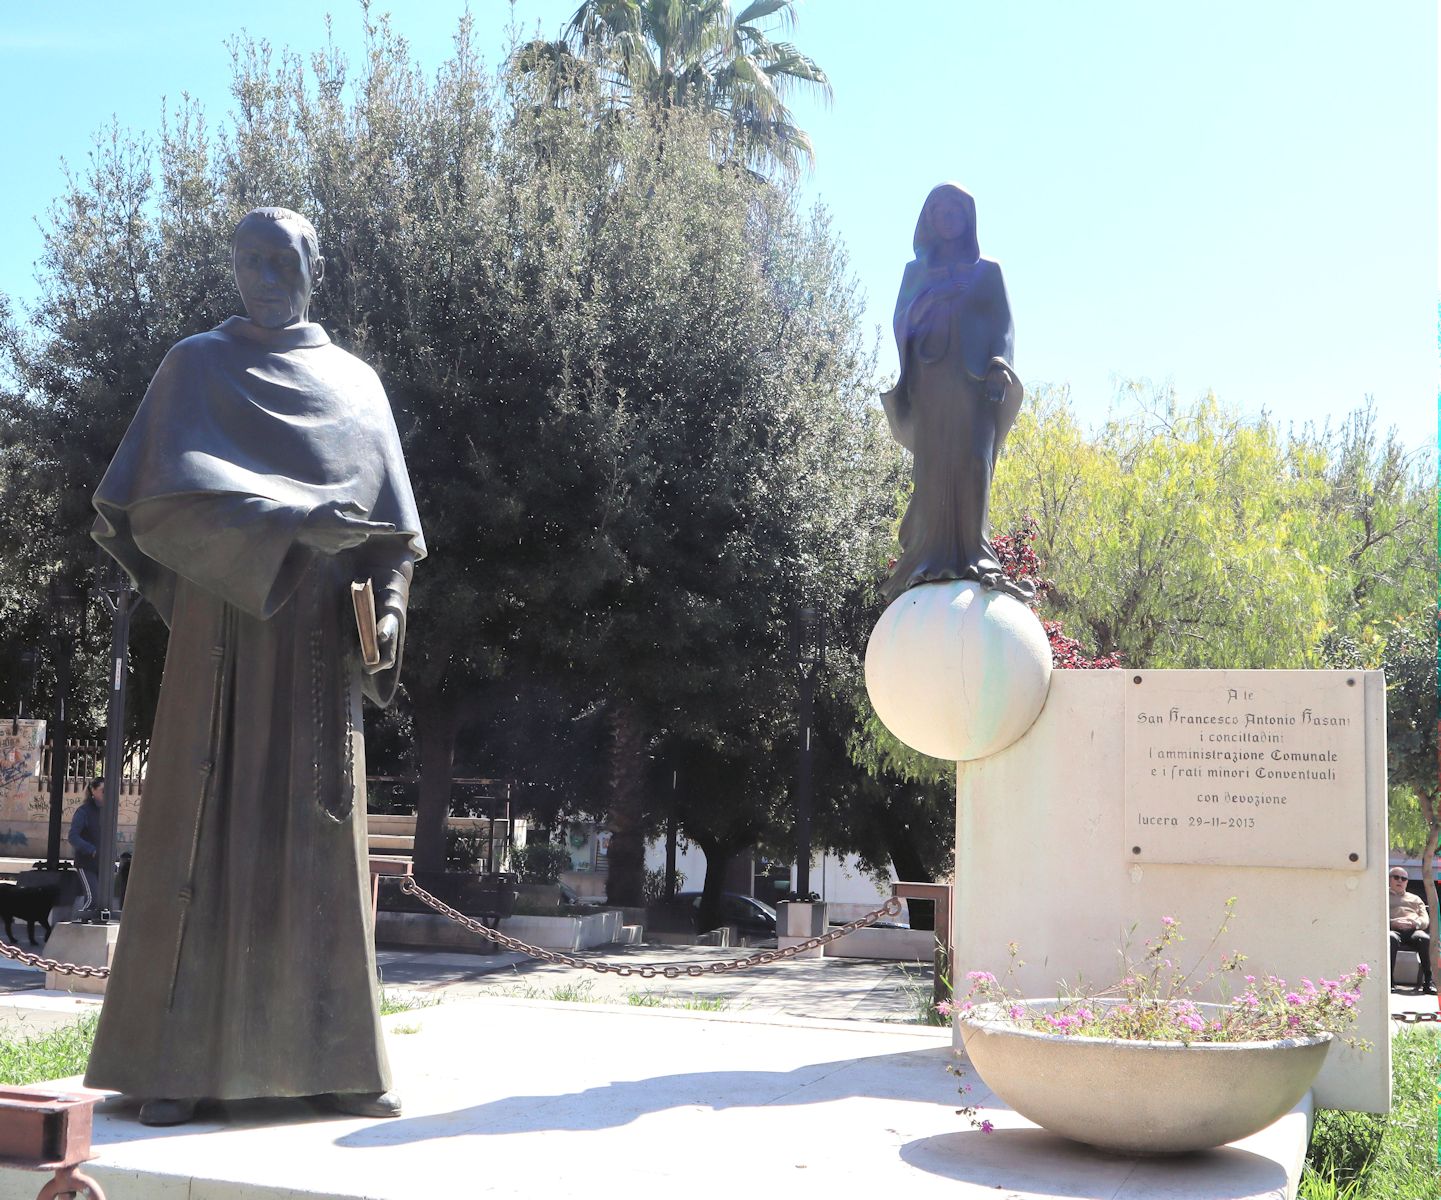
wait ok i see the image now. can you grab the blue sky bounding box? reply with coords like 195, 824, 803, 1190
1, 2, 1435, 451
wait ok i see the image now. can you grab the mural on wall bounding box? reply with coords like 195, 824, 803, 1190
0, 723, 141, 855
0, 721, 44, 821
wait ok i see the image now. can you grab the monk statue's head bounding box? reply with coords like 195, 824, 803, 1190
232, 207, 326, 329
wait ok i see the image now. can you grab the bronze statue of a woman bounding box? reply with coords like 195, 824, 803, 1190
880, 183, 1033, 604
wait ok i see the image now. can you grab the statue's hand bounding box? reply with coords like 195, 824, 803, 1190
367, 612, 401, 674
298, 501, 397, 554
985, 368, 1009, 405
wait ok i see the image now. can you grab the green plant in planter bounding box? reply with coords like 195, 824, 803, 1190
445, 828, 486, 870
940, 899, 1372, 1139
945, 899, 1370, 1045
642, 866, 684, 906
511, 843, 572, 884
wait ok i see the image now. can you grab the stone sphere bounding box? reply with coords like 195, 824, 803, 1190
865, 580, 1052, 762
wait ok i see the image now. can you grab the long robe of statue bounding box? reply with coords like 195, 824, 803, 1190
88, 286, 425, 1104
881, 183, 1032, 603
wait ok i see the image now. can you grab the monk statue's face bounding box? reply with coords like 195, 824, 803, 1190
232, 218, 325, 329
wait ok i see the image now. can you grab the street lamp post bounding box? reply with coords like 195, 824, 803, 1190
792, 608, 825, 901
10, 649, 39, 734
44, 580, 86, 870
96, 556, 140, 920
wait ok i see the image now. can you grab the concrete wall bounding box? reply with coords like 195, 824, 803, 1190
953, 670, 1389, 1114
377, 909, 625, 952
824, 925, 937, 961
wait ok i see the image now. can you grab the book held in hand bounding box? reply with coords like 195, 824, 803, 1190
351, 579, 381, 668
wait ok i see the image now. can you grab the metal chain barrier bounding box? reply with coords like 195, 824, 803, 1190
0, 940, 108, 979
399, 875, 903, 978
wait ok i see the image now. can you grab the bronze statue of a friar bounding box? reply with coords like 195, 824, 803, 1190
881, 183, 1033, 604
88, 208, 425, 1126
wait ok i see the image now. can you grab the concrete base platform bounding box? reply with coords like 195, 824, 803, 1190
0, 998, 1309, 1199
41, 920, 118, 994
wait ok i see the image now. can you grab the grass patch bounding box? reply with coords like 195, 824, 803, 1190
625, 991, 730, 1012
390, 1023, 422, 1035
1299, 1027, 1438, 1200
488, 980, 730, 1011
0, 1013, 99, 1085
380, 989, 441, 1016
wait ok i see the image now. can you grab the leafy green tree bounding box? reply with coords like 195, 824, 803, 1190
992, 387, 1337, 669
551, 0, 831, 176
0, 11, 894, 914
1324, 608, 1439, 980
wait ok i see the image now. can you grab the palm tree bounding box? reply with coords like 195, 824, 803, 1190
559, 0, 832, 177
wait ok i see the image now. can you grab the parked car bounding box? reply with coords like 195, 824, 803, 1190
670, 891, 778, 940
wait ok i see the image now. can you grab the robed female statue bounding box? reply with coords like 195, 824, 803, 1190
881, 183, 1032, 603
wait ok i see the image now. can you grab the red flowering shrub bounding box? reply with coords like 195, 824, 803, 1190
996, 517, 1120, 670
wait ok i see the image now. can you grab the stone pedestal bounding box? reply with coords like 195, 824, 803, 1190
776, 900, 827, 959
43, 921, 119, 994
952, 669, 1390, 1114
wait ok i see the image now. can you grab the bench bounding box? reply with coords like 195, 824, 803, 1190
374, 871, 519, 953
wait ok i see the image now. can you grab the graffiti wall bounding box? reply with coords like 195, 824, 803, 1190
0, 722, 141, 859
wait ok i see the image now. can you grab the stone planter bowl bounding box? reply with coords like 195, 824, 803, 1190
958, 999, 1333, 1155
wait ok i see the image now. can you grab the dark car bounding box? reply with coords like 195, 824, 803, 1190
670, 891, 778, 940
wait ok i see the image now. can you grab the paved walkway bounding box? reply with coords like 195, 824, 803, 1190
0, 936, 1431, 1034
0, 937, 936, 1034
0, 998, 1313, 1200
373, 941, 934, 1021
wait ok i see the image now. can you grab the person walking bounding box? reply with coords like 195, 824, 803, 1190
68, 777, 104, 917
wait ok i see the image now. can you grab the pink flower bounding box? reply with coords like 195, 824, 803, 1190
979, 1120, 995, 1134
966, 971, 997, 984
1161, 916, 1177, 927
1287, 1014, 1301, 1028
1181, 1014, 1204, 1032
1285, 992, 1303, 1005
935, 1000, 953, 1018
1356, 963, 1371, 977
1244, 975, 1256, 984
1008, 1005, 1024, 1020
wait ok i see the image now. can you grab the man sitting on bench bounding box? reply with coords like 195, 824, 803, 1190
1389, 867, 1434, 995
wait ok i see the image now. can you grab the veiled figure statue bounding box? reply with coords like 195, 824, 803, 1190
881, 183, 1033, 604
87, 208, 425, 1126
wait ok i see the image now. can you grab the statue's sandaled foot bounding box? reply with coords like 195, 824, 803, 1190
320, 1090, 402, 1118
138, 1098, 197, 1126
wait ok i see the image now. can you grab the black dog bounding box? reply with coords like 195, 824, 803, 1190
0, 883, 58, 945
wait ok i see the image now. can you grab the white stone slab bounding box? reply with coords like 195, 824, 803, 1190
1124, 670, 1367, 870
0, 999, 1310, 1200
956, 669, 1390, 1113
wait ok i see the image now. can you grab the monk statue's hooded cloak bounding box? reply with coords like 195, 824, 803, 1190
86, 314, 425, 1101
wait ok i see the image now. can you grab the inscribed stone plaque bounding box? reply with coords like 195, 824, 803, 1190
1124, 671, 1366, 869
